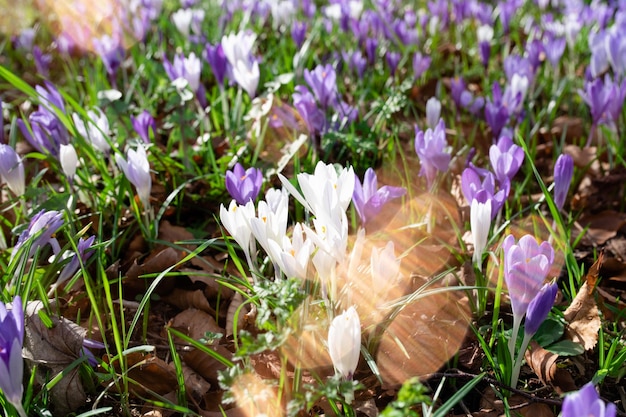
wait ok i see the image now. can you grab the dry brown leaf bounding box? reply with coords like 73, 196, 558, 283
563, 255, 603, 350
163, 289, 217, 316
157, 220, 196, 253
167, 308, 224, 342
226, 292, 248, 337
126, 247, 181, 281
580, 212, 626, 246
22, 301, 89, 416
175, 363, 212, 403
105, 351, 178, 397
525, 341, 576, 394
183, 345, 233, 385
476, 389, 556, 417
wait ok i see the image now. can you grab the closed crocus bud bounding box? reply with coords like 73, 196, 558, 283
471, 198, 492, 271
0, 144, 25, 196
0, 296, 25, 415
561, 383, 616, 417
116, 145, 152, 208
524, 282, 558, 336
328, 307, 361, 380
553, 154, 574, 211
59, 144, 78, 183
425, 97, 441, 129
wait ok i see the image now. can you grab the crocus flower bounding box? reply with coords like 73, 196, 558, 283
72, 108, 110, 154
225, 163, 263, 205
93, 35, 125, 76
12, 210, 64, 261
489, 136, 524, 194
219, 200, 257, 269
55, 235, 96, 287
203, 43, 228, 87
36, 81, 65, 114
553, 154, 574, 211
0, 144, 25, 196
164, 52, 202, 93
59, 144, 78, 183
293, 85, 327, 138
303, 64, 338, 111
0, 296, 25, 414
328, 307, 361, 380
413, 52, 431, 79
130, 111, 156, 144
461, 167, 506, 218
425, 97, 441, 129
291, 21, 307, 49
386, 51, 401, 76
561, 383, 616, 417
471, 198, 492, 270
477, 25, 493, 67
414, 119, 450, 188
502, 234, 554, 319
116, 145, 152, 208
221, 31, 260, 97
352, 168, 406, 227
18, 111, 68, 157
524, 282, 558, 336
171, 8, 193, 37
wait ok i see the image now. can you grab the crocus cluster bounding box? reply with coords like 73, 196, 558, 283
0, 296, 25, 416
221, 31, 260, 98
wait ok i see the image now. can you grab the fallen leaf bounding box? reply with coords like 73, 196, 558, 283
22, 301, 89, 416
104, 351, 178, 397
524, 341, 576, 394
163, 289, 217, 316
226, 292, 249, 337
563, 256, 603, 350
580, 213, 626, 246
183, 345, 233, 385
166, 308, 224, 342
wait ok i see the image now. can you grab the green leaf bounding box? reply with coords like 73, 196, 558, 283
545, 340, 584, 356
533, 316, 565, 347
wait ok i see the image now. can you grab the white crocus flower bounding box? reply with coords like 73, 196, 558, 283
115, 144, 152, 208
328, 307, 361, 380
220, 200, 257, 269
470, 199, 492, 271
221, 31, 260, 97
59, 144, 78, 182
0, 144, 25, 196
171, 8, 193, 37
278, 223, 313, 280
73, 108, 110, 153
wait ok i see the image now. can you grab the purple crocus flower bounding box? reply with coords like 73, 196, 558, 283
543, 34, 566, 68
225, 163, 263, 205
18, 110, 69, 157
386, 51, 401, 76
131, 111, 156, 144
606, 27, 626, 78
450, 77, 466, 109
352, 168, 406, 227
414, 119, 451, 188
303, 64, 338, 111
477, 25, 493, 67
485, 84, 510, 138
56, 235, 97, 286
93, 35, 125, 76
561, 383, 616, 417
524, 282, 558, 335
365, 37, 378, 65
293, 85, 327, 137
412, 52, 431, 79
291, 21, 307, 49
35, 81, 65, 114
116, 144, 152, 207
33, 46, 52, 78
203, 43, 228, 87
13, 210, 64, 260
0, 144, 25, 196
553, 154, 574, 210
461, 167, 506, 218
489, 136, 524, 194
526, 38, 545, 71
0, 296, 25, 412
502, 234, 554, 320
